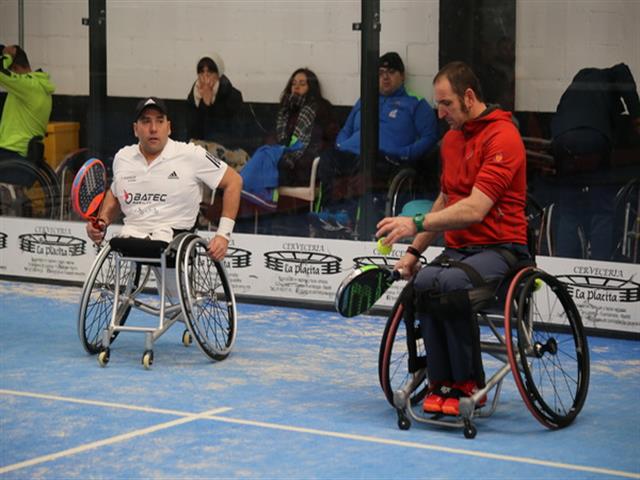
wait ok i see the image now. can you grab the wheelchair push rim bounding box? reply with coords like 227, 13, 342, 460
177, 236, 237, 361
77, 243, 142, 354
378, 298, 429, 407
504, 267, 590, 429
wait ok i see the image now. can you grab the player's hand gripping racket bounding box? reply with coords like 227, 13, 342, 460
335, 265, 401, 317
71, 157, 107, 230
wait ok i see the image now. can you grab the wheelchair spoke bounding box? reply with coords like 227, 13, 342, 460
508, 269, 589, 429
179, 237, 237, 361
78, 246, 140, 354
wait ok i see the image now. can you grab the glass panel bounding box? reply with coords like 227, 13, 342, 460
0, 0, 638, 262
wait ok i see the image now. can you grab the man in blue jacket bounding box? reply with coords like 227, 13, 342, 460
310, 52, 438, 236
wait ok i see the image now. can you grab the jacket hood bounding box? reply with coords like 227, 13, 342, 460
30, 70, 56, 94
462, 107, 514, 136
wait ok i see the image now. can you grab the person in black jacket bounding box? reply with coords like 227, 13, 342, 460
546, 63, 640, 260
186, 56, 246, 149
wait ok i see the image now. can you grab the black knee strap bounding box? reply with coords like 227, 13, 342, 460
398, 281, 426, 374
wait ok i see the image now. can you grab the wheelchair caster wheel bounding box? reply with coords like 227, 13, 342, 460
142, 350, 154, 369
182, 329, 192, 346
463, 420, 477, 439
397, 411, 411, 430
97, 349, 110, 367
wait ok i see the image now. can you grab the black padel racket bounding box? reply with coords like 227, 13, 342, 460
335, 265, 400, 317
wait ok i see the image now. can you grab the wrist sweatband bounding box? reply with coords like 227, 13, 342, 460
215, 217, 235, 241
406, 246, 421, 259
413, 213, 425, 233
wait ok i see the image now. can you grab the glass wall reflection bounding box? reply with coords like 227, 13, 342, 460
0, 0, 637, 263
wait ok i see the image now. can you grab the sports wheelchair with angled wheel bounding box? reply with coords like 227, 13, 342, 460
78, 233, 237, 369
378, 259, 590, 438
0, 136, 59, 218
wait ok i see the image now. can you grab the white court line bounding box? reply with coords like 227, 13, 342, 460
0, 405, 231, 475
204, 414, 640, 479
0, 388, 197, 417
1, 389, 638, 479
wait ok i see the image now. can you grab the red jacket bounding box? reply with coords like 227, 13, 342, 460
440, 108, 527, 248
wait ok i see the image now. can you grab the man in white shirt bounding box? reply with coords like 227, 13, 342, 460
86, 97, 242, 261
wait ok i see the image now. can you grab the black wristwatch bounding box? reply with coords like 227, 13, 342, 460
413, 213, 425, 233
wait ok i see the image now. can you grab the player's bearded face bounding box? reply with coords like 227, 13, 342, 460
134, 109, 171, 159
434, 79, 472, 130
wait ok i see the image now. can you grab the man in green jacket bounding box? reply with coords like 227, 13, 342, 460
0, 44, 55, 160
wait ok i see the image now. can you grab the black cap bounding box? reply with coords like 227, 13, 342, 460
379, 52, 405, 73
134, 97, 169, 121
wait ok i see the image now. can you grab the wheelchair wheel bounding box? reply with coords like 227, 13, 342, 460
0, 158, 59, 219
78, 244, 142, 354
385, 168, 419, 217
177, 236, 237, 361
504, 267, 590, 429
378, 297, 429, 407
56, 148, 92, 221
611, 178, 639, 263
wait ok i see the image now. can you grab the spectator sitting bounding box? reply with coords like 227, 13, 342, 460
0, 44, 55, 161
309, 51, 439, 236
187, 55, 249, 171
239, 68, 338, 210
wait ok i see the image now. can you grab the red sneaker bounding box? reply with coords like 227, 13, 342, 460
441, 380, 487, 416
422, 382, 452, 413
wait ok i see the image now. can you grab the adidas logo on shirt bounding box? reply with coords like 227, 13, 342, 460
168, 171, 179, 179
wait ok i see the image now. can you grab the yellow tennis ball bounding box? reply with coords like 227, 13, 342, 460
377, 238, 392, 255
534, 278, 544, 291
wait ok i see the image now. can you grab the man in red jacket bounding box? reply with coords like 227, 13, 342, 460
376, 61, 529, 416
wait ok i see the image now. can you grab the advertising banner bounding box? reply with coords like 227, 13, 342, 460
0, 217, 638, 335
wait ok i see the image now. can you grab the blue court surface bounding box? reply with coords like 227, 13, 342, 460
0, 280, 639, 479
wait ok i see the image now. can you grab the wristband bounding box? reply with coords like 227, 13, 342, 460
215, 216, 235, 241
406, 246, 421, 259
413, 213, 425, 233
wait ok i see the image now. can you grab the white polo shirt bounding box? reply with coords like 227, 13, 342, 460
111, 138, 227, 242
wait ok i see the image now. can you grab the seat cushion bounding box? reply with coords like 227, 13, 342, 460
109, 237, 169, 259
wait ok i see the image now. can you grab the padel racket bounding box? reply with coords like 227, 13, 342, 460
71, 157, 107, 228
335, 265, 401, 317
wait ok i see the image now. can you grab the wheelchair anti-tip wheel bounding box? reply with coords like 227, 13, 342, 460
504, 267, 590, 429
78, 243, 142, 354
379, 295, 430, 407
177, 235, 237, 361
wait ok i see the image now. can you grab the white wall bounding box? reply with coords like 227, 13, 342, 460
0, 0, 638, 111
516, 0, 640, 111
0, 0, 438, 105
0, 0, 90, 95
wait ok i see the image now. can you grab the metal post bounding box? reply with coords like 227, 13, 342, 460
356, 0, 380, 239
18, 0, 24, 47
84, 0, 107, 155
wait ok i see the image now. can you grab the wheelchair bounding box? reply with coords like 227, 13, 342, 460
78, 233, 237, 369
611, 177, 639, 263
55, 147, 95, 220
378, 259, 590, 438
0, 136, 60, 219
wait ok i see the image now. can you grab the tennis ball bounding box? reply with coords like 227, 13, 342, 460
377, 238, 392, 255
533, 278, 544, 291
